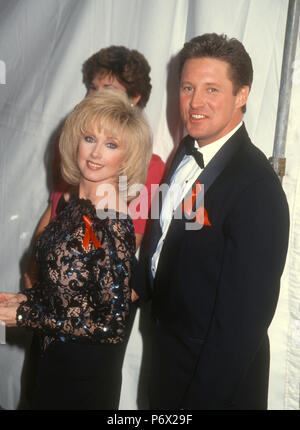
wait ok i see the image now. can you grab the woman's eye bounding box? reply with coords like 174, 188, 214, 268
85, 136, 95, 143
106, 142, 117, 149
183, 86, 193, 92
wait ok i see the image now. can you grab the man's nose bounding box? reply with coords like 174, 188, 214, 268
190, 89, 205, 108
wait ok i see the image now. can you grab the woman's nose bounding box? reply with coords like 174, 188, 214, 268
90, 142, 102, 158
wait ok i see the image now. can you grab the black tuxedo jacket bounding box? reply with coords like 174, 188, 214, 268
137, 124, 290, 410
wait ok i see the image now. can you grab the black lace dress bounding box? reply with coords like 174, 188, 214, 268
17, 195, 136, 409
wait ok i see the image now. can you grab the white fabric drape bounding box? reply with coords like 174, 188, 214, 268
268, 35, 300, 410
0, 0, 298, 410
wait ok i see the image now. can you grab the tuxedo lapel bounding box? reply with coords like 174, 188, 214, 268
192, 123, 249, 201
154, 125, 250, 281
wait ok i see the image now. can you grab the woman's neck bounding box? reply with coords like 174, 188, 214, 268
79, 181, 100, 204
78, 180, 127, 213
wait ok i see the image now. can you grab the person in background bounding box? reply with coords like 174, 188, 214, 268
25, 45, 165, 288
138, 33, 290, 410
0, 89, 152, 410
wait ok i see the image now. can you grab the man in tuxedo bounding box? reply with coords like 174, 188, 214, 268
141, 33, 290, 410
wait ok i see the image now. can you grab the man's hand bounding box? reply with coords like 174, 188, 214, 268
131, 289, 139, 302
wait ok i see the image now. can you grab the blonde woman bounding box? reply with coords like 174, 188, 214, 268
0, 89, 152, 410
26, 46, 164, 281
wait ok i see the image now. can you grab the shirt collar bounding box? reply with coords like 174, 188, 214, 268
194, 121, 243, 168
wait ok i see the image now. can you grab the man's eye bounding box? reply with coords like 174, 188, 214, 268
85, 136, 95, 143
208, 88, 217, 93
183, 86, 193, 92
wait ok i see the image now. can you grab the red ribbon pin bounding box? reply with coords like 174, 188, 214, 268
82, 215, 102, 250
199, 206, 212, 226
182, 181, 211, 226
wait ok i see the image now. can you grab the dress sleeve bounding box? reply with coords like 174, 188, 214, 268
16, 216, 135, 344
49, 191, 63, 221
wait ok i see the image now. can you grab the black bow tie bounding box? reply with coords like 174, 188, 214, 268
185, 139, 204, 169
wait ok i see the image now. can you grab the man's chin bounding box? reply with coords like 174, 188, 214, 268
185, 124, 206, 140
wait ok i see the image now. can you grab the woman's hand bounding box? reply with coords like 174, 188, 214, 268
0, 292, 26, 305
0, 303, 19, 327
0, 293, 27, 327
0, 292, 17, 303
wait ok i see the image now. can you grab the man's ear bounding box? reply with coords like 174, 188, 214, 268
236, 85, 250, 110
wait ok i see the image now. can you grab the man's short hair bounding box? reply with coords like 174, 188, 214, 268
179, 33, 253, 113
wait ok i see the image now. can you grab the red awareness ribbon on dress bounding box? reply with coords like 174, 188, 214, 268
82, 215, 103, 249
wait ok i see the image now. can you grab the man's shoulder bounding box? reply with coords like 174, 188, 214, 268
246, 145, 277, 180
231, 127, 278, 182
217, 129, 282, 200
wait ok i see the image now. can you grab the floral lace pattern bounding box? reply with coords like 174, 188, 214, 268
17, 196, 136, 352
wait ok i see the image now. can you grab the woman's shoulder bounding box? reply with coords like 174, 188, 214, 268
95, 208, 135, 253
96, 205, 134, 231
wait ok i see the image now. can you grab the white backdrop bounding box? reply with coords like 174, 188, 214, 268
0, 0, 299, 410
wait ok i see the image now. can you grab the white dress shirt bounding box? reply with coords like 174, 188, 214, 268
151, 121, 243, 278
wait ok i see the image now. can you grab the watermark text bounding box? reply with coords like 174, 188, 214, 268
95, 177, 209, 231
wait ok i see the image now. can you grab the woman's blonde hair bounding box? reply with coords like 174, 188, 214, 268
59, 89, 152, 201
